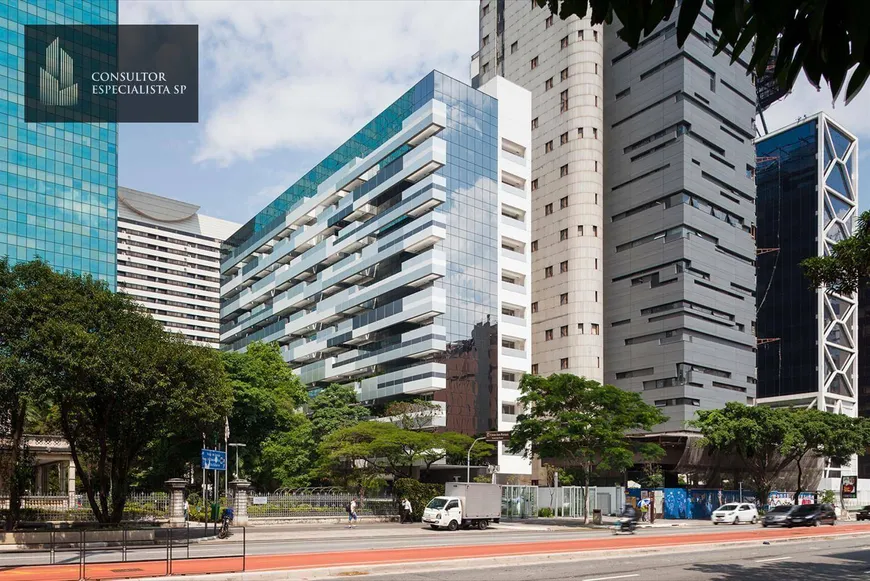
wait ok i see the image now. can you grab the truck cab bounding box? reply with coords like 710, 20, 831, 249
423, 496, 464, 530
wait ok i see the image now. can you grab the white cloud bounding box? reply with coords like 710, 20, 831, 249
761, 75, 870, 137
122, 0, 479, 166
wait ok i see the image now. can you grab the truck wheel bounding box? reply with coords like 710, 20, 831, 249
430, 525, 439, 530
478, 520, 488, 530
448, 520, 459, 531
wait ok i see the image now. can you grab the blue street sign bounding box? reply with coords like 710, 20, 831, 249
201, 449, 227, 471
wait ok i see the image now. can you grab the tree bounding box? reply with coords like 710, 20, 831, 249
782, 408, 870, 504
690, 403, 798, 506
259, 413, 315, 489
223, 342, 309, 488
308, 383, 369, 442
509, 374, 667, 523
1, 259, 233, 523
383, 399, 441, 431
318, 422, 491, 484
802, 210, 870, 295
536, 0, 870, 103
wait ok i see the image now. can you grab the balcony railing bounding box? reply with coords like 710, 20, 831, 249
501, 313, 526, 327
501, 346, 527, 359
501, 247, 526, 263
500, 181, 526, 198
501, 150, 527, 167
501, 280, 526, 295
500, 214, 526, 231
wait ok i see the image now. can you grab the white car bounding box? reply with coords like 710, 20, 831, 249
711, 502, 758, 525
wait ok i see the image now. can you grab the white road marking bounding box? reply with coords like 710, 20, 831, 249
756, 556, 792, 563
583, 575, 640, 581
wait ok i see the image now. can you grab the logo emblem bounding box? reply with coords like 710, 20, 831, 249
39, 37, 78, 106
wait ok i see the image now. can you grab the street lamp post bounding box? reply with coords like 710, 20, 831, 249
228, 443, 247, 479
467, 437, 485, 483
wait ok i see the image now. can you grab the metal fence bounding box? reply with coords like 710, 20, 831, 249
247, 487, 398, 518
0, 493, 169, 522
501, 485, 537, 519
0, 524, 246, 581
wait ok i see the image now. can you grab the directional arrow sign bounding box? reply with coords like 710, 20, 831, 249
485, 431, 512, 442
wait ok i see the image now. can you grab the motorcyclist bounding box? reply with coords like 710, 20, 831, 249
618, 504, 638, 532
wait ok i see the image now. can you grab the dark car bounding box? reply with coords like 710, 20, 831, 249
785, 503, 836, 528
857, 506, 870, 521
762, 505, 794, 527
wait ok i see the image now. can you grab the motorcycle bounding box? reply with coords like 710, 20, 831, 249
610, 518, 637, 535
217, 513, 233, 539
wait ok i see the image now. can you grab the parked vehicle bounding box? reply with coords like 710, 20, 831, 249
761, 505, 794, 527
422, 483, 501, 531
785, 503, 836, 527
711, 503, 758, 525
856, 505, 870, 521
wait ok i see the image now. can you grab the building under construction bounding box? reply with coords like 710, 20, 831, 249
754, 113, 859, 487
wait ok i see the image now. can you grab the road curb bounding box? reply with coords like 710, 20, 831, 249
132, 528, 870, 581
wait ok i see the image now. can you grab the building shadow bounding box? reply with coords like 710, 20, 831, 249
686, 548, 870, 580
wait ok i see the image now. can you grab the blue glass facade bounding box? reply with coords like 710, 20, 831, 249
0, 1, 118, 288
224, 71, 501, 435
756, 120, 819, 398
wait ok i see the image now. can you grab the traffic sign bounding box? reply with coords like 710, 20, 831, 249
485, 431, 511, 442
201, 449, 227, 471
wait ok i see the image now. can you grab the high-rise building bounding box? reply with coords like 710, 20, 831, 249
220, 72, 532, 476
0, 1, 118, 288
601, 9, 758, 432
116, 187, 239, 348
755, 114, 859, 420
474, 1, 604, 381
858, 284, 870, 478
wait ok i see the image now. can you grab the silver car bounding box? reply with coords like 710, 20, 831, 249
762, 504, 793, 527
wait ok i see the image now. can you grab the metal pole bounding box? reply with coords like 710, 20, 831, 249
224, 444, 229, 502
467, 437, 485, 482
739, 482, 743, 503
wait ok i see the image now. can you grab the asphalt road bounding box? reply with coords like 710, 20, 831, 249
356, 535, 870, 581
1, 520, 863, 568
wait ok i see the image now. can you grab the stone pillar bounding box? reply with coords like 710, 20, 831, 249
67, 461, 76, 507
165, 478, 188, 525
229, 479, 251, 526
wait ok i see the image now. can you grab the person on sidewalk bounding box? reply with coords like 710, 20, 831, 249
347, 498, 359, 528
401, 498, 413, 523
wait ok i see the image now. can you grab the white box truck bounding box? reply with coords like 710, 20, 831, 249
422, 483, 502, 531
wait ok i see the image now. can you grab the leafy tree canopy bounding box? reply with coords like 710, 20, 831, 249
690, 402, 870, 505
509, 373, 666, 522
802, 210, 870, 295
537, 0, 870, 103
309, 383, 369, 442
1, 259, 232, 523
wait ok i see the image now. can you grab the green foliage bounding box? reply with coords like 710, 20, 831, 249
537, 0, 870, 104
538, 507, 554, 518
802, 211, 870, 294
0, 259, 233, 524
222, 341, 311, 489
309, 383, 369, 442
509, 373, 666, 522
690, 403, 870, 506
319, 421, 493, 483
820, 489, 836, 505
641, 464, 665, 489
393, 478, 443, 521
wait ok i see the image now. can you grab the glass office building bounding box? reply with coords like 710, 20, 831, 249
756, 113, 858, 421
0, 1, 118, 288
221, 72, 533, 476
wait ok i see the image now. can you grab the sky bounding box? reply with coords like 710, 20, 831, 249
119, 0, 870, 227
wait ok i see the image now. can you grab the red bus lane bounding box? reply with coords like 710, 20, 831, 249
3, 524, 870, 581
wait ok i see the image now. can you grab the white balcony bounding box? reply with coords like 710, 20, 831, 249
501, 280, 527, 295
501, 346, 527, 359
500, 247, 526, 264
501, 313, 526, 327
501, 150, 527, 167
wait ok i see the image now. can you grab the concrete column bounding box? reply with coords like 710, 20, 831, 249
165, 478, 188, 525
229, 479, 251, 526
67, 462, 76, 507
34, 465, 43, 495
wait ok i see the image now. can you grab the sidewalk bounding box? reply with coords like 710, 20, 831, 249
522, 516, 705, 530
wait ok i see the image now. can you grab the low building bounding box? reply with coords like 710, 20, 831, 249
220, 71, 533, 478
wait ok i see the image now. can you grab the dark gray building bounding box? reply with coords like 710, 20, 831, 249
602, 8, 758, 432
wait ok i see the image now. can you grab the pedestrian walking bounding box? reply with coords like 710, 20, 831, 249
401, 497, 413, 523
183, 498, 189, 522
347, 498, 359, 528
